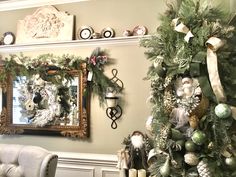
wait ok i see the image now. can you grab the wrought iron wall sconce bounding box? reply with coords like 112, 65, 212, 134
105, 69, 124, 129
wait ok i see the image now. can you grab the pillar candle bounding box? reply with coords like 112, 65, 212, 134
138, 169, 146, 177
129, 169, 137, 177
119, 169, 126, 177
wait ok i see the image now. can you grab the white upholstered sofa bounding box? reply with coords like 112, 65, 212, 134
0, 144, 58, 177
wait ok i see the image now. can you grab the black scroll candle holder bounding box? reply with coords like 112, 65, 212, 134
105, 69, 124, 129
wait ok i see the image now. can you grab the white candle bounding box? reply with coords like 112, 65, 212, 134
138, 169, 146, 177
129, 169, 137, 177
119, 169, 126, 177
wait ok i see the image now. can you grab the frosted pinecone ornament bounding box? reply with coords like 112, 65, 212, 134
197, 159, 212, 177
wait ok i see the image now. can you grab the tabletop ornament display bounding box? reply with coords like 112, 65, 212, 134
116, 131, 153, 177
140, 0, 236, 176
0, 47, 122, 128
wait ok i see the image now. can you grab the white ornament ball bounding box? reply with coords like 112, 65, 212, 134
184, 152, 199, 166
215, 103, 231, 119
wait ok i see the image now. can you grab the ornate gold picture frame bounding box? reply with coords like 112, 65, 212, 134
0, 66, 90, 138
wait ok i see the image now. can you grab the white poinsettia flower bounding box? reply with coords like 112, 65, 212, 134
25, 99, 34, 111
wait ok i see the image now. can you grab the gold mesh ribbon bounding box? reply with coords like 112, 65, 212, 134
172, 18, 194, 43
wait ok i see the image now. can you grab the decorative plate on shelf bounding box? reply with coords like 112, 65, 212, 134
77, 26, 94, 40
133, 25, 147, 36
3, 32, 15, 45
101, 27, 115, 38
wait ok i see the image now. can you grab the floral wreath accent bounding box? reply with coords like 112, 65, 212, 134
0, 48, 121, 127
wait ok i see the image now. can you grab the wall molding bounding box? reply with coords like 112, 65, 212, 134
53, 151, 119, 177
55, 151, 118, 166
0, 0, 90, 12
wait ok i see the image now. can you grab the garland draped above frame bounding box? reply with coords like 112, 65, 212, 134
0, 47, 121, 106
140, 0, 236, 177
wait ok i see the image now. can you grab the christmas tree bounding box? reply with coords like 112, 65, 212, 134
140, 0, 236, 176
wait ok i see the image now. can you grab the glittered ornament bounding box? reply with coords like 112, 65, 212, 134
191, 130, 206, 145
215, 103, 231, 119
185, 140, 197, 152
184, 152, 199, 166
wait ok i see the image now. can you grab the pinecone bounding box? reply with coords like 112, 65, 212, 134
197, 160, 212, 177
158, 124, 171, 150
163, 87, 175, 114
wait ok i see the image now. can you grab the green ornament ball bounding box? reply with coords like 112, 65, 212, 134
225, 157, 236, 169
215, 103, 231, 119
191, 130, 206, 145
185, 140, 198, 152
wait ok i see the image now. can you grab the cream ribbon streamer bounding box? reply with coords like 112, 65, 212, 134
172, 18, 194, 43
206, 37, 236, 119
205, 37, 226, 103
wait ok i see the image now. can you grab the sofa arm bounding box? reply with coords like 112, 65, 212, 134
40, 154, 58, 177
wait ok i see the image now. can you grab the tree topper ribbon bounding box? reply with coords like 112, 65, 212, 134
205, 37, 226, 103
172, 18, 194, 43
